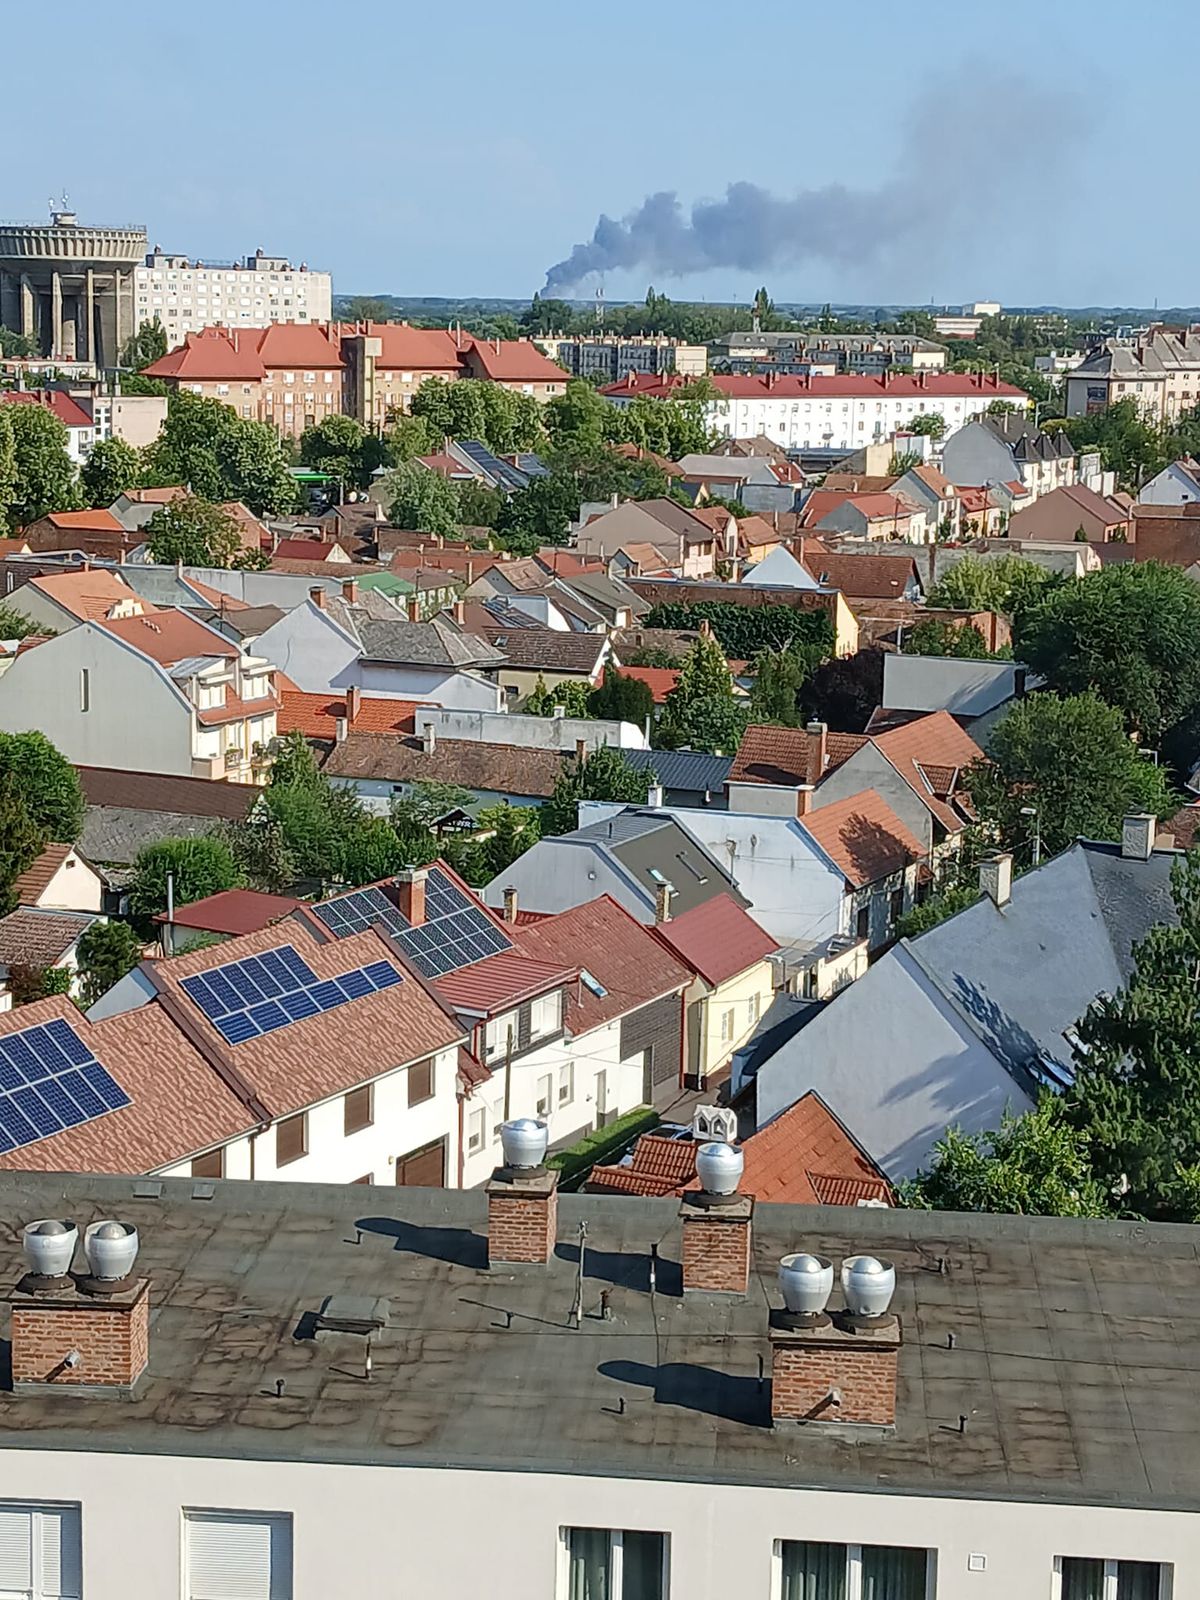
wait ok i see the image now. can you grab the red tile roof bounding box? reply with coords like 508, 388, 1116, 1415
515, 895, 690, 1034
649, 893, 776, 988
28, 568, 155, 622
1, 388, 93, 430
100, 608, 240, 664
11, 844, 77, 907
462, 337, 568, 385
155, 888, 304, 937
729, 724, 866, 788
272, 538, 344, 562
144, 323, 343, 382
335, 321, 464, 373
432, 950, 576, 1016
277, 690, 425, 739
42, 509, 125, 533
871, 711, 983, 834
801, 790, 926, 887
803, 553, 920, 599
620, 666, 679, 704
0, 908, 97, 967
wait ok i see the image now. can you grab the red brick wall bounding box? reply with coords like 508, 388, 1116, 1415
11, 1286, 149, 1387
487, 1186, 558, 1265
771, 1334, 898, 1425
681, 1212, 751, 1294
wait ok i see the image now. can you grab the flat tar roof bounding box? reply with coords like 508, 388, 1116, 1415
2, 1173, 1199, 1509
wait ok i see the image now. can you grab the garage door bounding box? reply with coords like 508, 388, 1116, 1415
395, 1137, 446, 1187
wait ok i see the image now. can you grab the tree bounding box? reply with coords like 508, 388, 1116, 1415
5, 402, 80, 528
1066, 852, 1200, 1219
410, 378, 544, 454
339, 816, 418, 887
0, 773, 44, 915
456, 479, 504, 529
0, 731, 84, 841
75, 921, 143, 1007
1050, 398, 1166, 490
299, 414, 370, 491
643, 601, 833, 669
541, 745, 652, 835
0, 409, 16, 516
901, 1098, 1109, 1217
925, 554, 1050, 616
381, 413, 440, 463
129, 837, 240, 920
523, 676, 593, 718
749, 649, 807, 726
494, 472, 578, 552
1014, 562, 1200, 744
906, 413, 946, 438
0, 604, 47, 641
222, 813, 296, 894
589, 667, 654, 727
380, 461, 462, 537
119, 318, 168, 371
0, 326, 38, 359
966, 693, 1174, 862
144, 392, 297, 515
145, 495, 245, 567
658, 634, 748, 753
474, 803, 540, 881
389, 781, 477, 832
81, 437, 142, 507
904, 619, 989, 658
799, 648, 884, 733
269, 729, 322, 790
893, 882, 981, 939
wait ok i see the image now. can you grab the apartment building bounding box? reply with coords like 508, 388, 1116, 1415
713, 331, 947, 374
601, 371, 1029, 453
134, 246, 332, 344
0, 1167, 1190, 1600
536, 332, 708, 381
143, 324, 345, 436
1066, 330, 1200, 423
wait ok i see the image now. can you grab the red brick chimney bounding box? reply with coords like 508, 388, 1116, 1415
406, 593, 421, 623
679, 1192, 753, 1294
805, 720, 827, 785
309, 585, 325, 611
487, 1121, 558, 1266
342, 577, 358, 603
395, 865, 428, 925
769, 1315, 901, 1427
345, 685, 361, 726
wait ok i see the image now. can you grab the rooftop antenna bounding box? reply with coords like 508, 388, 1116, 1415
594, 284, 605, 328
570, 1219, 588, 1328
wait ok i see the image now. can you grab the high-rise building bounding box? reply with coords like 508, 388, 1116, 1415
133, 246, 332, 346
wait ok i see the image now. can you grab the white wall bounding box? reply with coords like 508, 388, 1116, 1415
1, 1448, 1190, 1600
157, 1044, 462, 1187
357, 661, 503, 710
33, 849, 104, 913
0, 624, 195, 777
252, 602, 359, 694
422, 707, 646, 751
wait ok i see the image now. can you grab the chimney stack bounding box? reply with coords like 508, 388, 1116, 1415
395, 865, 428, 926
654, 881, 673, 924
345, 685, 361, 726
770, 1254, 901, 1428
646, 783, 665, 809
422, 721, 436, 756
978, 851, 1013, 909
502, 886, 519, 924
406, 593, 421, 623
334, 716, 348, 744
487, 1119, 558, 1267
805, 720, 827, 786
574, 738, 587, 764
679, 1143, 752, 1295
309, 585, 325, 611
796, 784, 814, 817
341, 578, 358, 604
453, 599, 465, 625
1121, 812, 1156, 862
11, 1220, 149, 1391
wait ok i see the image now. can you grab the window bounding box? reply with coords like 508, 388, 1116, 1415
185, 1510, 292, 1600
561, 1527, 667, 1600
408, 1056, 434, 1106
468, 1106, 486, 1153
191, 1148, 224, 1179
275, 1111, 306, 1167
1059, 1557, 1168, 1600
749, 991, 761, 1026
780, 1540, 931, 1600
79, 668, 89, 714
558, 1062, 574, 1106
856, 903, 871, 940
344, 1084, 373, 1135
0, 1502, 81, 1599
531, 989, 562, 1039
536, 1073, 553, 1116
719, 1008, 735, 1043
889, 886, 905, 924
484, 1013, 515, 1060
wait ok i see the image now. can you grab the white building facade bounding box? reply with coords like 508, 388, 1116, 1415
134, 249, 332, 345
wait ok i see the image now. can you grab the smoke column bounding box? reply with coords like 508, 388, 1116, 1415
543, 70, 1076, 295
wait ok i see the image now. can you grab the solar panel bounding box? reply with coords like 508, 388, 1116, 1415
181, 944, 404, 1046
313, 867, 513, 980
0, 1019, 131, 1155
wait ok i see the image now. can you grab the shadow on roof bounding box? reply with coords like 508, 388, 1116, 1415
555, 1240, 682, 1298
355, 1215, 487, 1270
598, 1359, 771, 1427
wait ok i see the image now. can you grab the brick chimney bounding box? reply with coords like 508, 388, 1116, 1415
406, 593, 421, 623
805, 720, 827, 785
345, 684, 361, 726
309, 585, 325, 611
679, 1191, 753, 1295
796, 784, 814, 817
453, 598, 465, 625
502, 886, 519, 923
487, 1124, 558, 1266
341, 577, 358, 603
395, 865, 428, 925
574, 738, 587, 763
11, 1223, 149, 1391
769, 1313, 902, 1428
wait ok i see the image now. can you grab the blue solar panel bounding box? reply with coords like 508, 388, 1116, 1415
0, 1019, 131, 1154
181, 945, 403, 1046
314, 867, 514, 981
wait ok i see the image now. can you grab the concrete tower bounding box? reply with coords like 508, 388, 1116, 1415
0, 198, 147, 368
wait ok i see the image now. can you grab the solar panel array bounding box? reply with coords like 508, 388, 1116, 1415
181, 944, 403, 1046
0, 1018, 131, 1154
313, 867, 512, 980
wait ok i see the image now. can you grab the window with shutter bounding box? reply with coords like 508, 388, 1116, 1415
185, 1510, 292, 1600
0, 1502, 81, 1600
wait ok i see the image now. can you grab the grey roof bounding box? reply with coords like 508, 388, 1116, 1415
354, 615, 504, 669
881, 655, 1031, 720
631, 497, 714, 543
754, 840, 1181, 1180
480, 627, 607, 673
6, 1170, 1200, 1511
729, 992, 826, 1089
80, 806, 228, 866
192, 604, 286, 641
621, 746, 733, 796
557, 570, 650, 622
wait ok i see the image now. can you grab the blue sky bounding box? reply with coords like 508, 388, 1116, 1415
12, 0, 1195, 308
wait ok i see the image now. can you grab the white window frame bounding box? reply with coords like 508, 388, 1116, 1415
531, 989, 562, 1040
468, 1106, 486, 1154
536, 1073, 553, 1117
0, 1501, 82, 1600
773, 1539, 936, 1600
183, 1508, 293, 1600
557, 1527, 669, 1600
557, 1062, 574, 1106
1053, 1556, 1172, 1600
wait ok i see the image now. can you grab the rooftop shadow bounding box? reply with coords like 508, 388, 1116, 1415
354, 1216, 488, 1270
599, 1358, 769, 1427
555, 1242, 682, 1298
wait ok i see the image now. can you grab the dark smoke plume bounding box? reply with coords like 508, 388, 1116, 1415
544, 71, 1076, 294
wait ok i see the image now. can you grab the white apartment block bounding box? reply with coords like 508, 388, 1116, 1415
135, 247, 332, 346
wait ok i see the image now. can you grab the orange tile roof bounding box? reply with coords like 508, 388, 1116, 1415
100, 608, 240, 664
462, 337, 569, 385
277, 690, 426, 739
43, 509, 125, 533
28, 569, 155, 622
729, 723, 866, 788
801, 789, 926, 887
649, 893, 776, 988
155, 888, 304, 936
620, 666, 679, 703
740, 1091, 892, 1205
515, 895, 690, 1034
11, 844, 76, 907
272, 538, 343, 561
181, 577, 250, 610
145, 323, 344, 382
252, 323, 344, 369
871, 711, 984, 834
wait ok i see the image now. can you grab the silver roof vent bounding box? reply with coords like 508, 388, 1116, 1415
83, 1221, 139, 1282
21, 1219, 78, 1280
695, 1141, 743, 1197
841, 1254, 896, 1318
499, 1118, 549, 1171
779, 1252, 834, 1317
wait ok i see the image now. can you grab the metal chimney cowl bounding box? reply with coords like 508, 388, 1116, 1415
779, 1252, 834, 1316
840, 1254, 896, 1318
84, 1221, 139, 1281
500, 1118, 549, 1170
695, 1141, 743, 1196
21, 1219, 78, 1279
